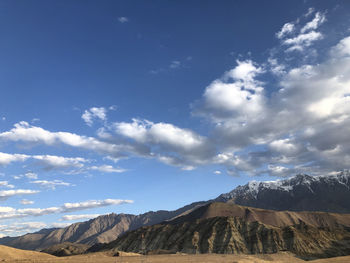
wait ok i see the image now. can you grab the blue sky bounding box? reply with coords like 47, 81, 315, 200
1, 0, 350, 236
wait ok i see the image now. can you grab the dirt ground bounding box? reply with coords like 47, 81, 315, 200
3, 252, 350, 263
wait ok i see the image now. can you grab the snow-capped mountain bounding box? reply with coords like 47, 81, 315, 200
216, 170, 350, 213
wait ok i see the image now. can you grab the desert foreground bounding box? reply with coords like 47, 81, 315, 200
2, 248, 350, 263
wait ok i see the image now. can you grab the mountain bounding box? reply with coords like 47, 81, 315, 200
0, 201, 207, 250
95, 202, 350, 259
217, 170, 350, 213
2, 171, 350, 252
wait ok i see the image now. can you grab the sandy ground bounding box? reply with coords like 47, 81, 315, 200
3, 252, 350, 263
1, 245, 349, 263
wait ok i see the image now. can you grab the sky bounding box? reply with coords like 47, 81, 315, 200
0, 0, 350, 237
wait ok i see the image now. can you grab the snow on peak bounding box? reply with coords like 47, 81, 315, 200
221, 170, 350, 200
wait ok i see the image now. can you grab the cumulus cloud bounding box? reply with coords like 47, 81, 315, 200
82, 107, 107, 126
276, 11, 326, 52
0, 122, 131, 160
0, 189, 39, 200
301, 12, 326, 33
283, 31, 323, 52
0, 198, 133, 220
0, 152, 29, 166
112, 118, 214, 168
59, 214, 101, 221
0, 152, 88, 172
276, 22, 295, 39
199, 35, 350, 176
193, 60, 265, 122
32, 155, 87, 170
0, 10, 348, 178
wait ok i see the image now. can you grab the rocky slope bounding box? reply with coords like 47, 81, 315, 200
0, 201, 206, 250
218, 170, 350, 213
97, 203, 350, 259
41, 242, 89, 257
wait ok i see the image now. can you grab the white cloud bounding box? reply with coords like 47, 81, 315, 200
0, 222, 47, 236
276, 11, 326, 53
193, 60, 265, 122
305, 7, 315, 17
276, 22, 295, 39
20, 199, 34, 205
0, 152, 29, 166
0, 207, 15, 213
0, 152, 88, 172
50, 222, 71, 228
24, 172, 38, 179
30, 180, 72, 190
330, 36, 350, 57
0, 122, 131, 160
214, 170, 221, 175
118, 17, 128, 23
82, 107, 107, 126
112, 118, 213, 169
0, 198, 133, 220
62, 199, 133, 212
0, 181, 14, 189
200, 35, 350, 176
32, 155, 87, 170
283, 31, 323, 52
301, 12, 326, 33
90, 165, 126, 173
59, 214, 101, 221
0, 189, 39, 200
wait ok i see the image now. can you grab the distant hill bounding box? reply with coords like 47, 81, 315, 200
0, 245, 55, 260
2, 171, 350, 252
0, 201, 207, 250
41, 242, 89, 257
96, 202, 350, 259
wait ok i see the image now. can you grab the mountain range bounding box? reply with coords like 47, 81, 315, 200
97, 202, 350, 259
1, 171, 350, 256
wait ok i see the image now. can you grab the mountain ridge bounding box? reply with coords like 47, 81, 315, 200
2, 171, 350, 251
94, 202, 350, 259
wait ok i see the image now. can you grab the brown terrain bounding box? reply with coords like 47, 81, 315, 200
1, 245, 350, 263
0, 201, 207, 251
97, 203, 350, 259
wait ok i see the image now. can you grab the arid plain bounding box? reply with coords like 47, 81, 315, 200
1, 246, 350, 263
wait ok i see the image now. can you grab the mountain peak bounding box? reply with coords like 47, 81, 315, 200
217, 171, 350, 213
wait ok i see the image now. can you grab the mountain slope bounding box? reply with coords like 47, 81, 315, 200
0, 201, 207, 250
217, 171, 350, 213
97, 202, 350, 259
